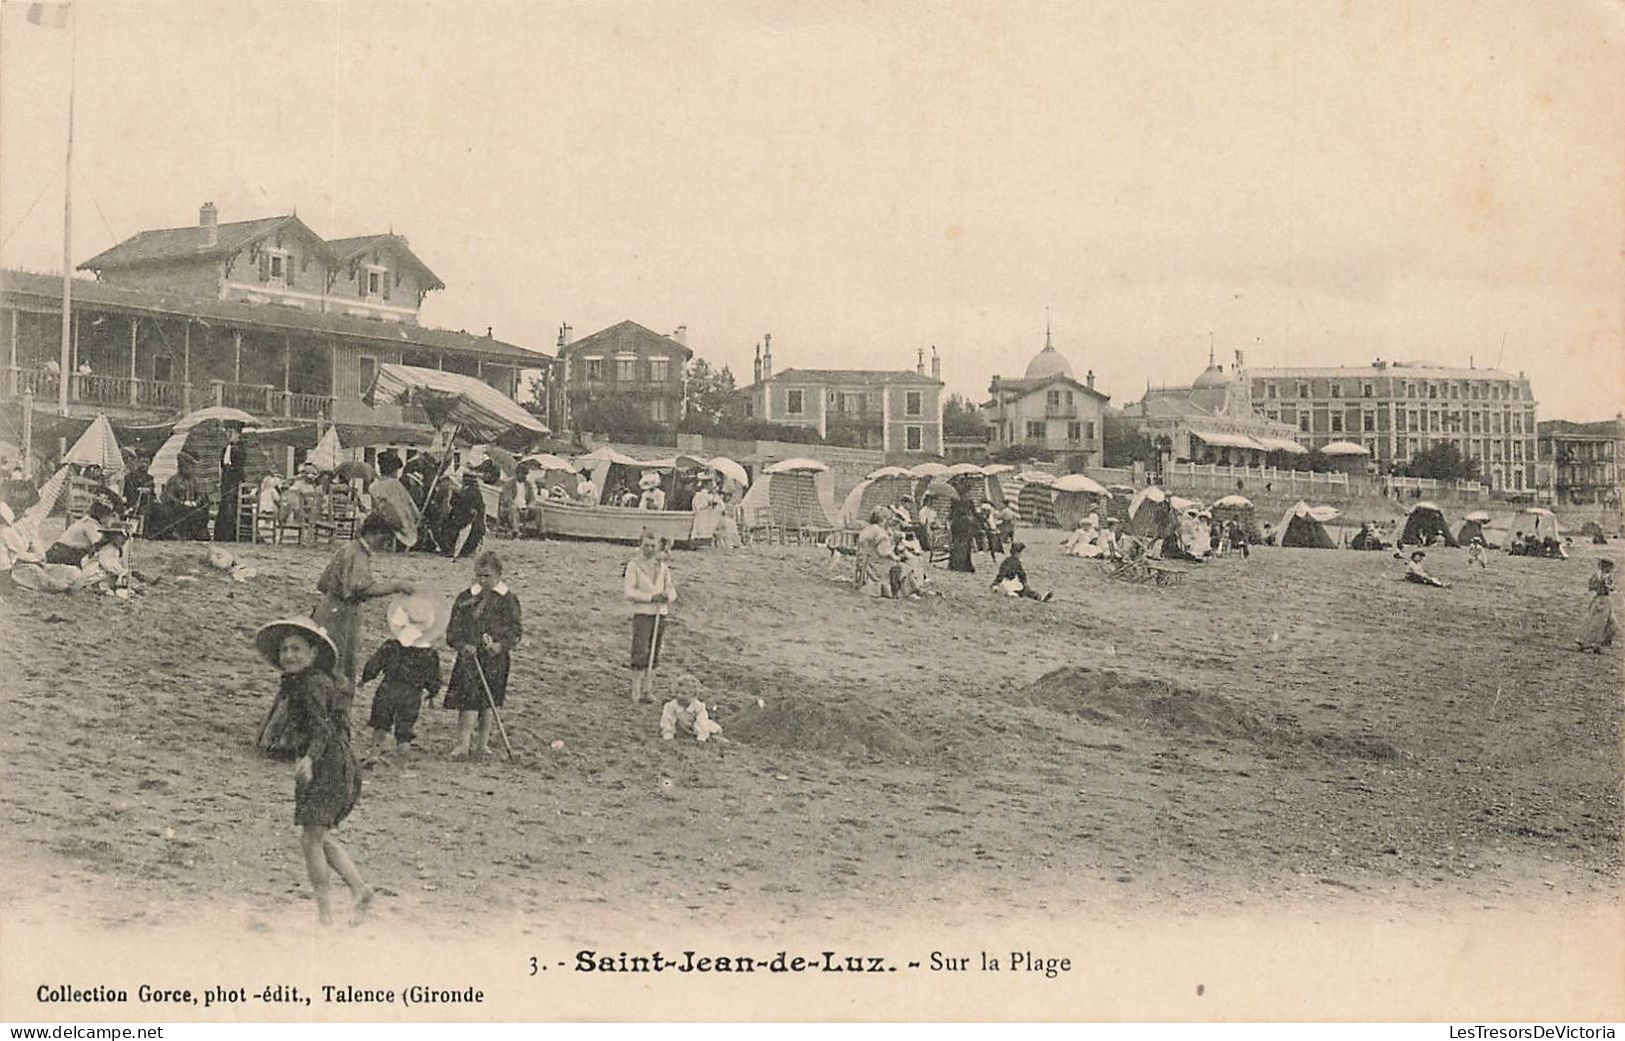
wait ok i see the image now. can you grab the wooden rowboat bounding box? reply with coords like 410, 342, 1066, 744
534, 498, 697, 545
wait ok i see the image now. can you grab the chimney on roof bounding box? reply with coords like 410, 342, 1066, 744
1234, 349, 1245, 371
1086, 369, 1095, 390
557, 324, 567, 351
753, 342, 763, 384
486, 327, 493, 339
916, 347, 925, 376
762, 333, 773, 381
671, 325, 687, 347
563, 323, 574, 346
199, 202, 218, 248
930, 345, 941, 381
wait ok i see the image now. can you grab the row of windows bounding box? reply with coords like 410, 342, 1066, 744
1020, 420, 1096, 442
578, 356, 672, 383
1261, 379, 1529, 402
784, 389, 925, 417
257, 251, 397, 303
1265, 406, 1533, 435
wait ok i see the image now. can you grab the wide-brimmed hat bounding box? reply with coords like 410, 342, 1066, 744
386, 594, 445, 649
254, 617, 338, 673
638, 472, 661, 490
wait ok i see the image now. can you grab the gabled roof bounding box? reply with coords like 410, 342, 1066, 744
561, 319, 694, 361
983, 372, 1109, 406
79, 215, 335, 271
326, 233, 445, 291
758, 367, 941, 388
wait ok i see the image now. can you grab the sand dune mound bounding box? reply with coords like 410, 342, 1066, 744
727, 696, 922, 759
1019, 666, 1278, 740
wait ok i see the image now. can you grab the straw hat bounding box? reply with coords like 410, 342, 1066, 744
254, 617, 338, 673
639, 472, 661, 491
386, 594, 445, 650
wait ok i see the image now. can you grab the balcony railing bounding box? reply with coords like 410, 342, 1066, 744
271, 389, 334, 420
4, 367, 335, 421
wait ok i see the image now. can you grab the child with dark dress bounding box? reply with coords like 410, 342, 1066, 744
254, 617, 372, 926
444, 551, 522, 757
361, 595, 444, 756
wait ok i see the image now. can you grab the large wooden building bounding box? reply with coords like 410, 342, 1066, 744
1, 203, 543, 442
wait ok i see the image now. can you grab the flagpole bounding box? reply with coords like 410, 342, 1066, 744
58, 0, 77, 417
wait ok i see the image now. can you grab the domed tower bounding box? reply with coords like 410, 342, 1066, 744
1024, 315, 1076, 381
1192, 344, 1227, 389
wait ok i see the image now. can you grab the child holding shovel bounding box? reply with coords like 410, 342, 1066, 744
625, 528, 677, 704
444, 551, 522, 758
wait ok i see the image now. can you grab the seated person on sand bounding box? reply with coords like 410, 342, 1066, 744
157, 455, 212, 541
853, 508, 896, 597
890, 525, 932, 599
1351, 522, 1385, 551
1403, 550, 1450, 588
991, 541, 1053, 602
1064, 517, 1104, 558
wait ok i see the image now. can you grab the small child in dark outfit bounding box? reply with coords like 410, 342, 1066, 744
361, 595, 444, 754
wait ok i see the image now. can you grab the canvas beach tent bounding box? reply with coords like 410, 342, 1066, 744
1017, 472, 1059, 528
1051, 473, 1110, 530
1399, 501, 1458, 547
1276, 500, 1340, 548
576, 447, 673, 506
1521, 506, 1562, 538
841, 472, 917, 529
1211, 493, 1261, 541
738, 461, 839, 531
1456, 510, 1495, 547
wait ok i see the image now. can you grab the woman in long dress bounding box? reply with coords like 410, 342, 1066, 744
947, 499, 976, 573
1576, 558, 1616, 653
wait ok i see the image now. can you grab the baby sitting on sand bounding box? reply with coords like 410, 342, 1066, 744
659, 674, 725, 744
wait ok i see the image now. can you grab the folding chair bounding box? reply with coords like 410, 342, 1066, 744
235, 485, 259, 543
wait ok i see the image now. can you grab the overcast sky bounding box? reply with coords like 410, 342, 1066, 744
1, 0, 1620, 418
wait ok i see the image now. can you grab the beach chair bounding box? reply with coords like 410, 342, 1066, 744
746, 506, 781, 546
314, 489, 357, 543
235, 485, 259, 543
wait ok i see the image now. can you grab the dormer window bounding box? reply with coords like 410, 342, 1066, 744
361, 265, 390, 301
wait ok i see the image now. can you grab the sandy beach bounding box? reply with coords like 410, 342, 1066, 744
0, 531, 1617, 932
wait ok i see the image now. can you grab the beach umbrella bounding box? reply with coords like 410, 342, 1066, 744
63, 414, 126, 486
308, 427, 342, 472
1464, 509, 1492, 523
945, 462, 986, 477
367, 363, 548, 443
1052, 473, 1108, 495
1319, 441, 1370, 457
521, 452, 577, 472
708, 456, 750, 487
173, 406, 260, 433
1414, 500, 1441, 512
866, 465, 913, 479
982, 464, 1015, 475
334, 460, 375, 482
909, 462, 950, 477
1016, 470, 1055, 485
1213, 494, 1252, 508
764, 457, 828, 474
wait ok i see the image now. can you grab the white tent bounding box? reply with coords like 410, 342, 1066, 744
739, 468, 839, 530
909, 462, 950, 477
308, 427, 343, 472
840, 473, 916, 528
63, 414, 125, 486
764, 457, 829, 474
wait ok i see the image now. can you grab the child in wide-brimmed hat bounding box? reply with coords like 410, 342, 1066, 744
253, 616, 372, 925
360, 594, 445, 756
638, 471, 666, 512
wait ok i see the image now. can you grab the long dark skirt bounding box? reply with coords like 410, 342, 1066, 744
949, 534, 975, 572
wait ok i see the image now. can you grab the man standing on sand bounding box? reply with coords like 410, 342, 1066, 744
214, 424, 246, 541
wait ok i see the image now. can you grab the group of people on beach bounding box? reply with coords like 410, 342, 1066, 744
245, 500, 702, 923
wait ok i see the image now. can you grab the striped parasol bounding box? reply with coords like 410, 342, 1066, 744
63, 414, 126, 486
308, 427, 342, 472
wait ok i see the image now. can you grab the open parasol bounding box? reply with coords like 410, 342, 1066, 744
367, 364, 549, 444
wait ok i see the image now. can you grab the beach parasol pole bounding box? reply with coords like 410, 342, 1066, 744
643, 611, 663, 700
469, 653, 514, 760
